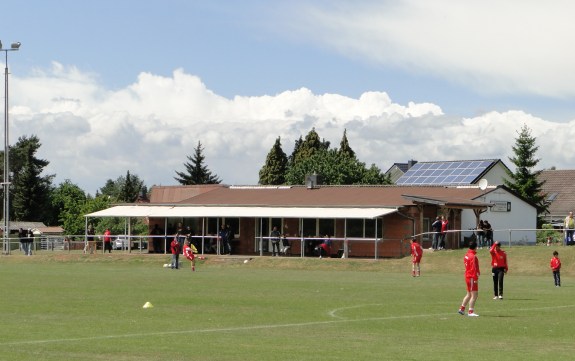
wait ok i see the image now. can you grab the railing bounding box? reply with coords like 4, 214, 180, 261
1, 227, 566, 257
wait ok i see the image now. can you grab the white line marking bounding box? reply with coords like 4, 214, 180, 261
2, 304, 574, 346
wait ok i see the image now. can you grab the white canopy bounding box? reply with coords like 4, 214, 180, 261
86, 205, 397, 219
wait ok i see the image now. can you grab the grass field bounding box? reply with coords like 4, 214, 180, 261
1, 245, 575, 360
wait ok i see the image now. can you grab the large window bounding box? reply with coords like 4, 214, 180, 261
319, 219, 335, 237
302, 219, 316, 237
345, 218, 383, 238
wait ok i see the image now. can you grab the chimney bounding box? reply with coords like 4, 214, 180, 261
305, 174, 321, 189
407, 159, 418, 169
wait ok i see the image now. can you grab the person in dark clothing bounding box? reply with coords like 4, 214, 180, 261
431, 217, 442, 251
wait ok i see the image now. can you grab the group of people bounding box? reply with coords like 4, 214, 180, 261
170, 233, 205, 271
410, 235, 562, 318
219, 224, 234, 255
474, 220, 493, 248
270, 226, 292, 256
18, 228, 34, 256
431, 215, 449, 250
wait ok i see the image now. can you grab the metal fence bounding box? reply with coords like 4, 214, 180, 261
0, 227, 566, 258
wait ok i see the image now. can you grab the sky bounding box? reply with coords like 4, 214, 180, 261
2, 0, 575, 195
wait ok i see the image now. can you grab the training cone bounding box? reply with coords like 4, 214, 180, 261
143, 302, 154, 309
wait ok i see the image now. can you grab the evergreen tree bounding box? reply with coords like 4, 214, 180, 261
292, 128, 330, 164
9, 136, 55, 222
99, 172, 145, 203
174, 141, 221, 185
258, 137, 288, 185
338, 129, 356, 158
285, 148, 388, 185
504, 125, 547, 212
288, 136, 303, 167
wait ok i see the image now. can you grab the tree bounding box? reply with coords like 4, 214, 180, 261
258, 137, 288, 185
285, 148, 388, 185
338, 129, 355, 158
9, 136, 55, 223
99, 171, 145, 203
291, 128, 330, 165
504, 125, 547, 213
51, 180, 87, 234
174, 141, 221, 185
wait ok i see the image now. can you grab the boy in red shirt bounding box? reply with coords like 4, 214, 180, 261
489, 241, 508, 299
410, 238, 422, 277
550, 251, 561, 287
170, 235, 181, 269
458, 241, 480, 317
183, 240, 205, 271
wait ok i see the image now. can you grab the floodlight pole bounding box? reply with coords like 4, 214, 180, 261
2, 41, 20, 255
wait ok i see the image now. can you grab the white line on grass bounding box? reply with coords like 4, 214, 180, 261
2, 304, 575, 346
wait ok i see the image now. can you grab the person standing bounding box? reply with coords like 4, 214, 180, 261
476, 220, 485, 248
458, 241, 480, 317
103, 228, 112, 253
440, 215, 449, 250
564, 212, 575, 245
410, 238, 423, 277
224, 224, 233, 255
483, 220, 493, 247
85, 225, 95, 254
489, 241, 508, 299
151, 224, 164, 254
550, 251, 561, 287
270, 226, 281, 256
218, 224, 229, 255
170, 235, 181, 269
431, 217, 442, 251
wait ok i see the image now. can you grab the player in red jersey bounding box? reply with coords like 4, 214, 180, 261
183, 240, 204, 271
458, 241, 480, 317
410, 238, 422, 277
550, 251, 561, 287
489, 241, 508, 299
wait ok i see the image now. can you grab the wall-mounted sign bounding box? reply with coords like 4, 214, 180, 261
491, 201, 511, 212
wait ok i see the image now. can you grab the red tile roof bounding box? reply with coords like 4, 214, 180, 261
539, 170, 575, 217
150, 184, 490, 208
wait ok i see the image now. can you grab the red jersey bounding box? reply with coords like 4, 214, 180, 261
104, 229, 111, 242
441, 220, 448, 234
550, 257, 561, 271
464, 249, 480, 280
170, 239, 181, 255
410, 242, 422, 258
183, 244, 195, 261
489, 244, 508, 271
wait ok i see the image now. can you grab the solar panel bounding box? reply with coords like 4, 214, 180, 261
395, 160, 496, 185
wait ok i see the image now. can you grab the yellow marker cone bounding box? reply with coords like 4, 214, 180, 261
143, 302, 154, 309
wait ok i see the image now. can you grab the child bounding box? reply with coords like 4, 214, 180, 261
183, 240, 204, 271
170, 235, 181, 269
550, 251, 561, 287
410, 238, 422, 277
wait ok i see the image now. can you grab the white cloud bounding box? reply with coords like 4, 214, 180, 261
288, 0, 575, 97
6, 65, 572, 194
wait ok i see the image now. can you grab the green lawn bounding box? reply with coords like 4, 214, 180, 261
1, 246, 574, 360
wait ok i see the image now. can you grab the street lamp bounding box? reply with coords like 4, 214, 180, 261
1, 41, 20, 255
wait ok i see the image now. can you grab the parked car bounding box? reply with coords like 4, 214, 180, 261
113, 236, 148, 250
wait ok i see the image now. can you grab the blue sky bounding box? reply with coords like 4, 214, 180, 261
2, 1, 575, 194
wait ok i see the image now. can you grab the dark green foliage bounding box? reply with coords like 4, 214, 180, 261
285, 148, 388, 185
283, 129, 388, 185
51, 180, 87, 234
100, 171, 145, 203
259, 137, 288, 185
9, 136, 55, 223
504, 125, 547, 213
338, 129, 356, 158
291, 128, 330, 166
174, 141, 221, 185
